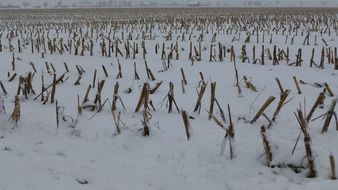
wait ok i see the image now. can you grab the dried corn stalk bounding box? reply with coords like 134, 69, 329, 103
135, 83, 150, 113
261, 125, 272, 166
74, 75, 82, 85
149, 81, 163, 94
56, 100, 60, 128
321, 98, 337, 133
8, 73, 17, 82
0, 81, 8, 95
9, 96, 20, 124
0, 95, 5, 114
112, 111, 121, 134
324, 83, 334, 97
111, 81, 126, 112
193, 84, 206, 113
275, 78, 284, 94
142, 110, 150, 136
330, 154, 337, 180
116, 59, 123, 79
181, 110, 191, 140
293, 76, 302, 94
295, 109, 317, 178
307, 92, 325, 122
272, 89, 291, 121
94, 80, 106, 109
243, 76, 257, 92
208, 82, 217, 119
250, 96, 276, 124
77, 95, 82, 114
34, 72, 66, 101
165, 82, 180, 113
82, 84, 92, 105
180, 68, 187, 85
227, 105, 235, 159
134, 62, 140, 80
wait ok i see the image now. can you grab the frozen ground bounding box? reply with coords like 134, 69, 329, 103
0, 8, 338, 190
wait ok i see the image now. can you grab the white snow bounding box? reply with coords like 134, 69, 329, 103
0, 9, 338, 190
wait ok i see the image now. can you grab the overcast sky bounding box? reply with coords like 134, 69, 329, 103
1, 0, 338, 6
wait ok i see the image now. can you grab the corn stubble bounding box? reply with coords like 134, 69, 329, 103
0, 7, 337, 182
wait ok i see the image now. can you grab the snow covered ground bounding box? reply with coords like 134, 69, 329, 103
0, 8, 338, 190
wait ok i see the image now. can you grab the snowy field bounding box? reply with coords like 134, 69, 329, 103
0, 7, 338, 190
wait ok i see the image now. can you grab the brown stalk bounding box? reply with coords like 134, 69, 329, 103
295, 109, 317, 178
93, 80, 106, 109
149, 81, 163, 94
293, 76, 301, 94
272, 89, 291, 121
181, 110, 191, 140
135, 83, 150, 113
275, 78, 284, 94
77, 94, 82, 114
112, 111, 121, 134
74, 75, 82, 85
227, 104, 235, 159
64, 62, 69, 73
11, 53, 15, 71
30, 62, 37, 73
144, 61, 156, 81
142, 110, 150, 136
9, 95, 20, 124
181, 80, 186, 94
180, 68, 187, 85
250, 96, 276, 124
50, 74, 56, 104
134, 62, 140, 80
321, 98, 337, 133
261, 125, 272, 166
82, 84, 92, 104
50, 63, 56, 73
8, 73, 17, 82
330, 154, 337, 180
34, 72, 66, 101
116, 59, 122, 79
243, 76, 257, 92
0, 81, 8, 95
102, 65, 108, 77
193, 84, 206, 113
111, 81, 126, 112
324, 82, 334, 97
92, 69, 97, 88
56, 100, 59, 128
208, 82, 216, 119
306, 92, 325, 122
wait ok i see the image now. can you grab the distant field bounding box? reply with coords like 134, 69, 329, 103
0, 7, 338, 17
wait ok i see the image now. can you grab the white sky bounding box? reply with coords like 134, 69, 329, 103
1, 0, 338, 6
